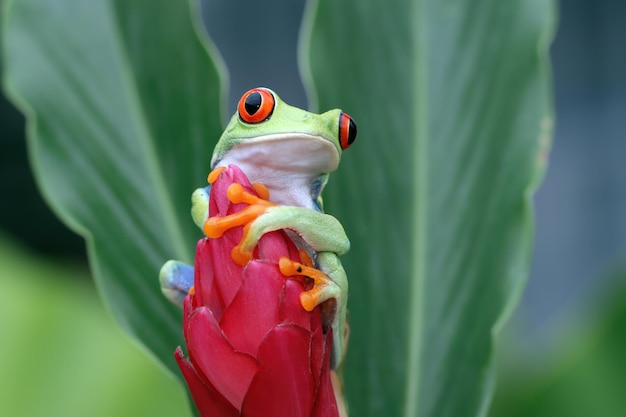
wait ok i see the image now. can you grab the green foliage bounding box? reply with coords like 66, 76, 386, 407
2, 0, 555, 416
0, 235, 189, 417
2, 0, 224, 377
303, 0, 554, 415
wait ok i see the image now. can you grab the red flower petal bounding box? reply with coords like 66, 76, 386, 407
175, 347, 238, 417
220, 261, 284, 356
255, 230, 302, 264
180, 165, 340, 416
279, 276, 315, 332
186, 307, 258, 411
310, 331, 337, 417
207, 235, 244, 314
182, 294, 194, 340
241, 324, 334, 417
309, 326, 327, 390
192, 239, 213, 309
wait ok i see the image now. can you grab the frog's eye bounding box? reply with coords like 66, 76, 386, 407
238, 88, 275, 123
339, 112, 357, 150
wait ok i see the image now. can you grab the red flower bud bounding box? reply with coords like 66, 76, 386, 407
175, 165, 339, 417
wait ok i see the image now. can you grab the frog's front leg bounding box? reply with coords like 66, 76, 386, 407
234, 205, 350, 264
159, 260, 194, 306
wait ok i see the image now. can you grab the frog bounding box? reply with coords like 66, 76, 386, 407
160, 87, 356, 369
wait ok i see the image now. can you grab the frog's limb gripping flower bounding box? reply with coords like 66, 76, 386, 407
175, 165, 340, 417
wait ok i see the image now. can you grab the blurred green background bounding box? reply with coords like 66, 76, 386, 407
0, 234, 189, 417
1, 0, 625, 416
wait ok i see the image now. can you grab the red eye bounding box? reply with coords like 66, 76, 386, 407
339, 112, 357, 150
237, 88, 275, 123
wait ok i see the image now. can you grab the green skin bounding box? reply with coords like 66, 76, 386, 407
161, 88, 350, 369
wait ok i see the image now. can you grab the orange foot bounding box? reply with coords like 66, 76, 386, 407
278, 257, 334, 312
203, 181, 276, 266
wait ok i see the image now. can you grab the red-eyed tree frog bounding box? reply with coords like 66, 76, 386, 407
160, 87, 357, 369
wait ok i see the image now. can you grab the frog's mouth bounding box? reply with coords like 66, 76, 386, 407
212, 133, 340, 175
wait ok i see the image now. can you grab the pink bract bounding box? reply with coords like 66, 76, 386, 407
175, 165, 338, 417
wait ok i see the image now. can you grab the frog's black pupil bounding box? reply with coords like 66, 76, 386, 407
244, 92, 262, 115
347, 118, 357, 145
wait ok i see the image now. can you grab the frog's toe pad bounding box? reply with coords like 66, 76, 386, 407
278, 257, 338, 311
300, 286, 327, 312
231, 244, 253, 266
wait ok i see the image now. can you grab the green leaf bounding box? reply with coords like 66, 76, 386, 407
302, 0, 555, 416
2, 0, 224, 378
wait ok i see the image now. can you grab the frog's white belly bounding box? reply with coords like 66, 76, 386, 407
214, 134, 338, 210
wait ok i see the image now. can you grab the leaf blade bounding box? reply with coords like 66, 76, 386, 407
2, 0, 224, 378
303, 0, 555, 415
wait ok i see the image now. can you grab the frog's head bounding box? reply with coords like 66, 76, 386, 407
210, 87, 357, 175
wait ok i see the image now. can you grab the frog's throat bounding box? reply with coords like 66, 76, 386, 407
213, 134, 338, 210
211, 133, 340, 174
